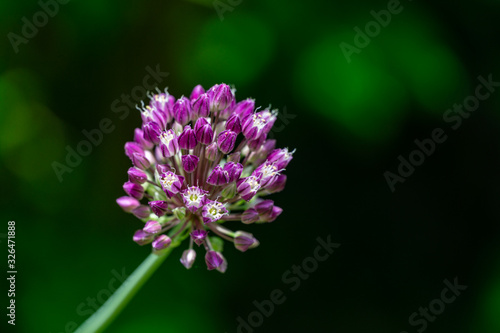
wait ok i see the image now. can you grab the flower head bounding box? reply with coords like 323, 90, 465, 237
117, 84, 294, 272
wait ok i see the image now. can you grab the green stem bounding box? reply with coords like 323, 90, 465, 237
74, 240, 181, 333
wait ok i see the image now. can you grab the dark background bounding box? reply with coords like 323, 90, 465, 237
1, 0, 500, 332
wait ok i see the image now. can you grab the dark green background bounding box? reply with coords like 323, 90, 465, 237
1, 0, 500, 332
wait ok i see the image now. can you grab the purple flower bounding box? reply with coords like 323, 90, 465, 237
217, 130, 237, 154
133, 230, 154, 245
194, 117, 214, 144
178, 125, 197, 149
266, 174, 287, 193
226, 114, 242, 133
180, 249, 196, 269
192, 93, 211, 118
181, 186, 208, 212
173, 96, 192, 125
190, 229, 208, 246
150, 93, 175, 124
149, 200, 168, 217
207, 165, 229, 186
131, 152, 151, 170
142, 121, 162, 145
159, 129, 179, 158
125, 142, 144, 160
143, 220, 162, 234
205, 251, 224, 270
241, 208, 259, 224
134, 128, 154, 150
152, 235, 172, 251
267, 148, 294, 170
116, 196, 140, 213
208, 83, 233, 112
123, 181, 144, 200
223, 162, 243, 182
190, 84, 205, 101
260, 206, 283, 222
241, 113, 269, 141
181, 154, 199, 173
233, 98, 255, 119
132, 205, 150, 219
234, 231, 259, 252
159, 171, 184, 198
118, 83, 294, 271
201, 200, 228, 224
128, 167, 147, 184
253, 161, 280, 188
236, 176, 261, 201
205, 142, 219, 161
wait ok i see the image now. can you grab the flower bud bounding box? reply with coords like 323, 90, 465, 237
190, 229, 208, 246
173, 207, 187, 220
205, 250, 224, 270
131, 152, 151, 170
241, 208, 259, 224
261, 206, 283, 222
208, 83, 233, 112
194, 118, 214, 145
192, 93, 210, 118
123, 181, 144, 200
216, 253, 228, 273
254, 199, 274, 215
234, 231, 259, 252
134, 128, 154, 150
143, 220, 162, 234
254, 139, 276, 165
116, 196, 140, 213
205, 142, 219, 161
217, 130, 237, 154
125, 142, 144, 160
180, 249, 196, 269
152, 234, 172, 252
233, 98, 255, 119
149, 200, 168, 217
178, 125, 197, 149
266, 174, 286, 193
220, 98, 235, 120
225, 114, 242, 133
132, 205, 150, 219
223, 162, 243, 182
248, 134, 266, 150
133, 230, 154, 245
142, 121, 162, 145
173, 96, 192, 125
207, 165, 229, 186
128, 167, 147, 184
190, 84, 205, 101
181, 155, 199, 173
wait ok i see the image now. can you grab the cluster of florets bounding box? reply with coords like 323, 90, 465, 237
116, 83, 294, 272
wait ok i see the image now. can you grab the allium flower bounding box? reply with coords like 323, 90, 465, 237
117, 84, 294, 272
